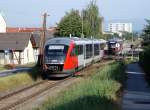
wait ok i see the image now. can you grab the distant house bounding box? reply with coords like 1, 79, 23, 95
0, 32, 53, 65
0, 13, 6, 33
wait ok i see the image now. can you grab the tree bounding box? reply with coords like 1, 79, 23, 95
143, 19, 150, 41
55, 9, 82, 37
82, 1, 103, 38
122, 32, 132, 40
139, 19, 150, 77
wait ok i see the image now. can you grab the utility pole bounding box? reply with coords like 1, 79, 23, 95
38, 13, 49, 68
81, 11, 84, 38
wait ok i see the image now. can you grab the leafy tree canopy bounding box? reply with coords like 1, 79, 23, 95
82, 1, 103, 38
143, 19, 150, 41
55, 1, 103, 39
56, 9, 82, 37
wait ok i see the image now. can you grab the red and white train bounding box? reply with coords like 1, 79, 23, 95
43, 37, 106, 77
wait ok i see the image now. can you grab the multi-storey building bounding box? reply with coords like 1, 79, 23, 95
107, 22, 132, 34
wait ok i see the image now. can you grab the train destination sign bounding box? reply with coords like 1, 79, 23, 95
48, 45, 64, 50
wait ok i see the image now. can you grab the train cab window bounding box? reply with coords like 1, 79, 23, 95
45, 45, 69, 57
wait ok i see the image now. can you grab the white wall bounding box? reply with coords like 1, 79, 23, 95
0, 14, 6, 33
0, 40, 39, 65
22, 40, 35, 64
13, 40, 35, 64
0, 53, 4, 64
107, 23, 132, 33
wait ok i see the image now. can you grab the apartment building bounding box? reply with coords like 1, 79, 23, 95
107, 22, 132, 33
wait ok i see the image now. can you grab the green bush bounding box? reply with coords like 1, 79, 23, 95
141, 40, 150, 47
140, 45, 150, 76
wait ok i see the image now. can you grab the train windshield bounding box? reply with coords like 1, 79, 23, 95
45, 45, 69, 57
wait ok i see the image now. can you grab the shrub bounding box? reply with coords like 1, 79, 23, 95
4, 64, 16, 69
139, 45, 150, 76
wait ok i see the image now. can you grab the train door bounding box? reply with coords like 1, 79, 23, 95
83, 44, 86, 67
77, 45, 84, 70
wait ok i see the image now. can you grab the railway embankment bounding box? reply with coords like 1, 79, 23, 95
36, 61, 125, 110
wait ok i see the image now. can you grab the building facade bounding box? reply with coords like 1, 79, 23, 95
0, 33, 36, 65
0, 32, 53, 65
0, 13, 6, 33
107, 22, 132, 34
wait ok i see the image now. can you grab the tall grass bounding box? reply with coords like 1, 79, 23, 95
0, 73, 34, 92
0, 66, 41, 92
38, 61, 125, 110
0, 65, 6, 71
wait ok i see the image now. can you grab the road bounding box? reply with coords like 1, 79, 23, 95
122, 63, 150, 110
0, 67, 31, 77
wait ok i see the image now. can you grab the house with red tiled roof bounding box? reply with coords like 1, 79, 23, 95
6, 27, 57, 33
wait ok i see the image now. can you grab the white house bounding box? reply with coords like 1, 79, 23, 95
0, 33, 36, 65
0, 13, 6, 33
0, 32, 53, 65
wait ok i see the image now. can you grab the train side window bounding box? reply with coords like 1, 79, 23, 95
86, 44, 91, 59
89, 44, 92, 57
94, 44, 100, 56
78, 45, 83, 55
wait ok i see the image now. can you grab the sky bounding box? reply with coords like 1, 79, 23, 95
0, 0, 150, 31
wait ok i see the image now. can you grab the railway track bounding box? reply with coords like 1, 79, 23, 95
0, 59, 113, 110
0, 80, 46, 101
0, 77, 72, 110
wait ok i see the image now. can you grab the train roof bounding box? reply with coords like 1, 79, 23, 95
108, 38, 123, 43
45, 37, 107, 46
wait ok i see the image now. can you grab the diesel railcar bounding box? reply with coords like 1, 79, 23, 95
43, 37, 106, 77
108, 38, 123, 55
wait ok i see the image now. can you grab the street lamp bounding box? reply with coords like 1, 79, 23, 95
131, 33, 134, 60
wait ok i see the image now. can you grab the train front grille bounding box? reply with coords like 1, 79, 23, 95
46, 64, 64, 72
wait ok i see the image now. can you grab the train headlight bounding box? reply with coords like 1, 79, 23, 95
59, 59, 64, 64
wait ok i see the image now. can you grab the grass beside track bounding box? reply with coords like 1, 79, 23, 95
38, 61, 125, 110
0, 73, 34, 91
0, 66, 41, 92
0, 66, 6, 71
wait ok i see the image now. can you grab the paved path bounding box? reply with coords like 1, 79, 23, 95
123, 63, 150, 110
0, 67, 31, 77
